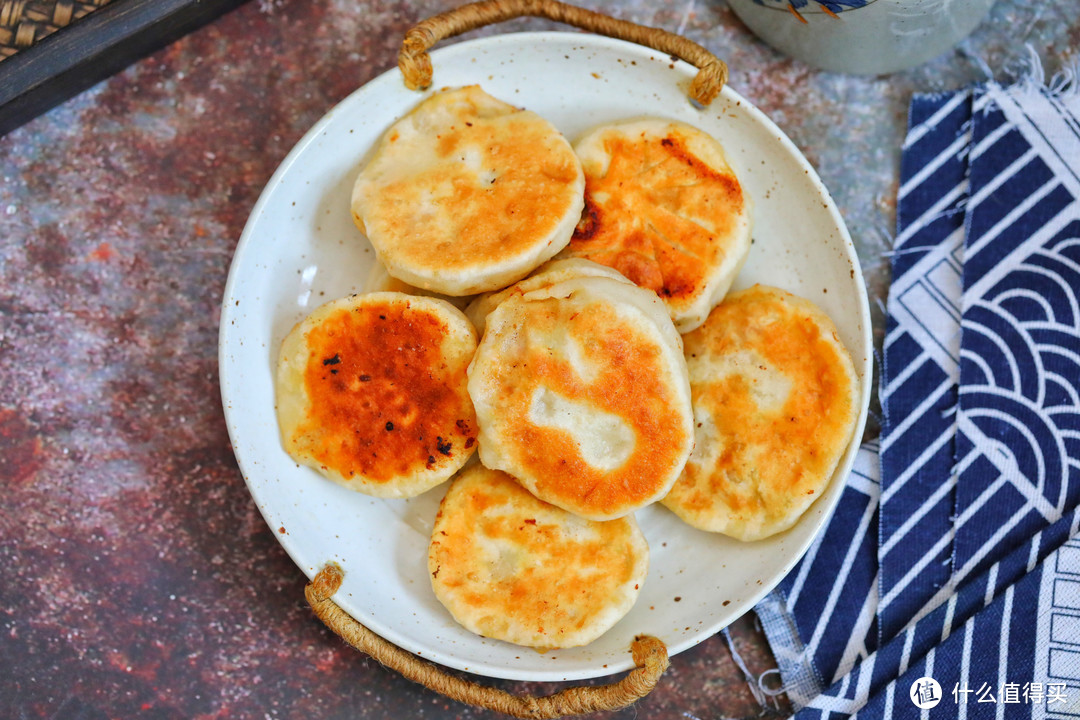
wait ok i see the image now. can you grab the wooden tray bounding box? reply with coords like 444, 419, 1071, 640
0, 0, 248, 136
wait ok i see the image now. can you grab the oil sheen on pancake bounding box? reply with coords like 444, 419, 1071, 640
351, 85, 585, 296
661, 285, 859, 541
276, 292, 478, 497
560, 118, 752, 333
468, 275, 694, 521
429, 464, 649, 649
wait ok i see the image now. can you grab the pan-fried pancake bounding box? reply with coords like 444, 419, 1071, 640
364, 257, 472, 312
429, 464, 649, 649
560, 118, 752, 333
464, 257, 630, 336
468, 275, 695, 521
351, 85, 585, 296
276, 292, 478, 497
661, 285, 859, 541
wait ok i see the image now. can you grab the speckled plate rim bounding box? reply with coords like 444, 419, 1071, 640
218, 31, 872, 682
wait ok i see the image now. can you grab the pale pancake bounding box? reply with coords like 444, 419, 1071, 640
364, 257, 472, 312
661, 285, 859, 540
560, 118, 752, 333
464, 257, 630, 336
429, 464, 648, 649
351, 85, 585, 296
468, 275, 695, 520
276, 292, 478, 497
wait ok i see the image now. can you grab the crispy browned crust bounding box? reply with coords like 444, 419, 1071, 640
429, 464, 648, 648
276, 292, 477, 497
662, 285, 859, 540
562, 119, 752, 332
352, 86, 585, 295
468, 276, 694, 520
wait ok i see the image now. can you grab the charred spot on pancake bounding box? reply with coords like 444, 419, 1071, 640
658, 135, 741, 196
277, 292, 478, 497
299, 300, 458, 480
573, 194, 602, 242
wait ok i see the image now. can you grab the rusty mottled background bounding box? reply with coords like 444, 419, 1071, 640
1, 1, 1077, 718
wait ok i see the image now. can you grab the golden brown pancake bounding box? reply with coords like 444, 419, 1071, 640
560, 118, 752, 332
661, 285, 859, 540
468, 275, 694, 520
351, 85, 585, 296
464, 257, 630, 336
276, 292, 478, 497
428, 464, 648, 649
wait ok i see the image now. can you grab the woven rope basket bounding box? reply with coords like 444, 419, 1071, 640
0, 0, 111, 60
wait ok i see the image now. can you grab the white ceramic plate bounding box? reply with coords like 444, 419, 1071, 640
219, 31, 872, 682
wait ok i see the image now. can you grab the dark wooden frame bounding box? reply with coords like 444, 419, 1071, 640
0, 0, 250, 137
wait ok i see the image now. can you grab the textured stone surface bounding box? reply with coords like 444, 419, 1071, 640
0, 0, 1076, 717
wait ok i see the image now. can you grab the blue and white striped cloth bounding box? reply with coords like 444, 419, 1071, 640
756, 67, 1080, 718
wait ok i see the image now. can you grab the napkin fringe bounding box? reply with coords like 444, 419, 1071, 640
720, 627, 771, 709
754, 592, 824, 709
1017, 44, 1078, 95
995, 44, 1080, 104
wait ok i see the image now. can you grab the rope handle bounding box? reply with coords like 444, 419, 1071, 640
397, 0, 728, 106
306, 564, 670, 718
